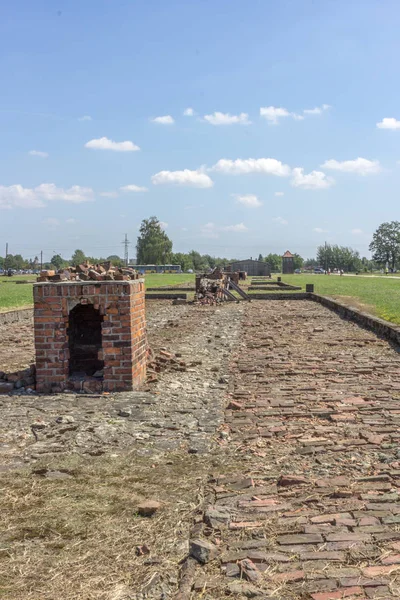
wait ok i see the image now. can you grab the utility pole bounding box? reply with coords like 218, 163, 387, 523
325, 241, 328, 273
40, 250, 43, 272
122, 234, 130, 266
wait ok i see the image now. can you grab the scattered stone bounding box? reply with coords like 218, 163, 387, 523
189, 539, 218, 564
137, 500, 162, 517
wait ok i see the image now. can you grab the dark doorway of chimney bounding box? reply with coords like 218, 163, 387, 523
68, 304, 104, 376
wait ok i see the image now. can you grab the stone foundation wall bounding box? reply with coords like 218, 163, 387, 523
33, 280, 146, 393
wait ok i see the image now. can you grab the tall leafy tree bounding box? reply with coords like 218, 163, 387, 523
71, 249, 86, 266
50, 254, 66, 269
316, 244, 362, 271
369, 221, 400, 269
292, 253, 304, 270
263, 253, 281, 272
136, 216, 173, 264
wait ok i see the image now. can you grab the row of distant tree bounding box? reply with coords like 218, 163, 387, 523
2, 218, 400, 273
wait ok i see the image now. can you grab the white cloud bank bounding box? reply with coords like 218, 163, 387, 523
291, 168, 334, 189
0, 183, 94, 209
211, 157, 291, 177
204, 112, 251, 125
85, 137, 140, 152
183, 108, 195, 116
151, 115, 175, 125
233, 193, 262, 208
120, 184, 148, 193
152, 169, 213, 188
29, 150, 48, 158
260, 106, 305, 124
376, 117, 400, 130
321, 157, 381, 175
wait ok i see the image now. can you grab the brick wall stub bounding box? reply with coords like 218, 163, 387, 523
33, 280, 146, 394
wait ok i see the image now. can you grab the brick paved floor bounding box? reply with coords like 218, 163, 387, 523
193, 300, 400, 599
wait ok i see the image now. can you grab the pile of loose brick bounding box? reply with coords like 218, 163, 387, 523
37, 262, 140, 282
146, 348, 187, 383
0, 365, 36, 393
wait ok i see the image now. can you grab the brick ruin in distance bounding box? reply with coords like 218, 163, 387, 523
33, 280, 147, 393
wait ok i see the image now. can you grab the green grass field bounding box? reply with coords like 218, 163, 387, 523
0, 278, 35, 312
0, 273, 195, 312
283, 274, 400, 324
1, 272, 400, 325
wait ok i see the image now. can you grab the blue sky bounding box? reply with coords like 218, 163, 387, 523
1, 0, 400, 262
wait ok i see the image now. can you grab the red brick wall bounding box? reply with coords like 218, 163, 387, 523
33, 280, 146, 393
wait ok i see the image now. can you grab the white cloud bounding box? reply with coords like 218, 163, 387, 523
42, 217, 60, 228
272, 216, 288, 225
78, 115, 92, 122
0, 185, 44, 209
291, 167, 334, 190
120, 184, 148, 193
35, 184, 94, 203
159, 221, 168, 230
211, 157, 291, 177
292, 113, 305, 121
151, 115, 175, 125
222, 223, 248, 232
85, 137, 140, 152
376, 117, 400, 130
275, 191, 284, 197
0, 183, 94, 209
321, 157, 381, 175
29, 150, 48, 158
66, 218, 77, 224
183, 108, 195, 116
260, 106, 290, 124
303, 104, 331, 115
351, 228, 363, 235
152, 168, 213, 188
100, 191, 118, 198
233, 193, 262, 208
313, 227, 328, 233
204, 112, 251, 125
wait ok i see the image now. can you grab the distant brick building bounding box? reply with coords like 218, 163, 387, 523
282, 251, 294, 274
228, 259, 271, 277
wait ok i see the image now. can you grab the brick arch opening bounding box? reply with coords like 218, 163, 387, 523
68, 303, 104, 376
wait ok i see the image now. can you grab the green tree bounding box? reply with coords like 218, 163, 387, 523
106, 255, 124, 267
258, 253, 263, 261
71, 249, 86, 266
188, 250, 209, 271
50, 254, 66, 270
171, 252, 193, 271
264, 253, 281, 272
292, 253, 304, 270
316, 244, 362, 272
304, 258, 317, 268
369, 221, 400, 269
136, 216, 173, 264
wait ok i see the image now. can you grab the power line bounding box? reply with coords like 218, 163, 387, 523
122, 233, 130, 266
